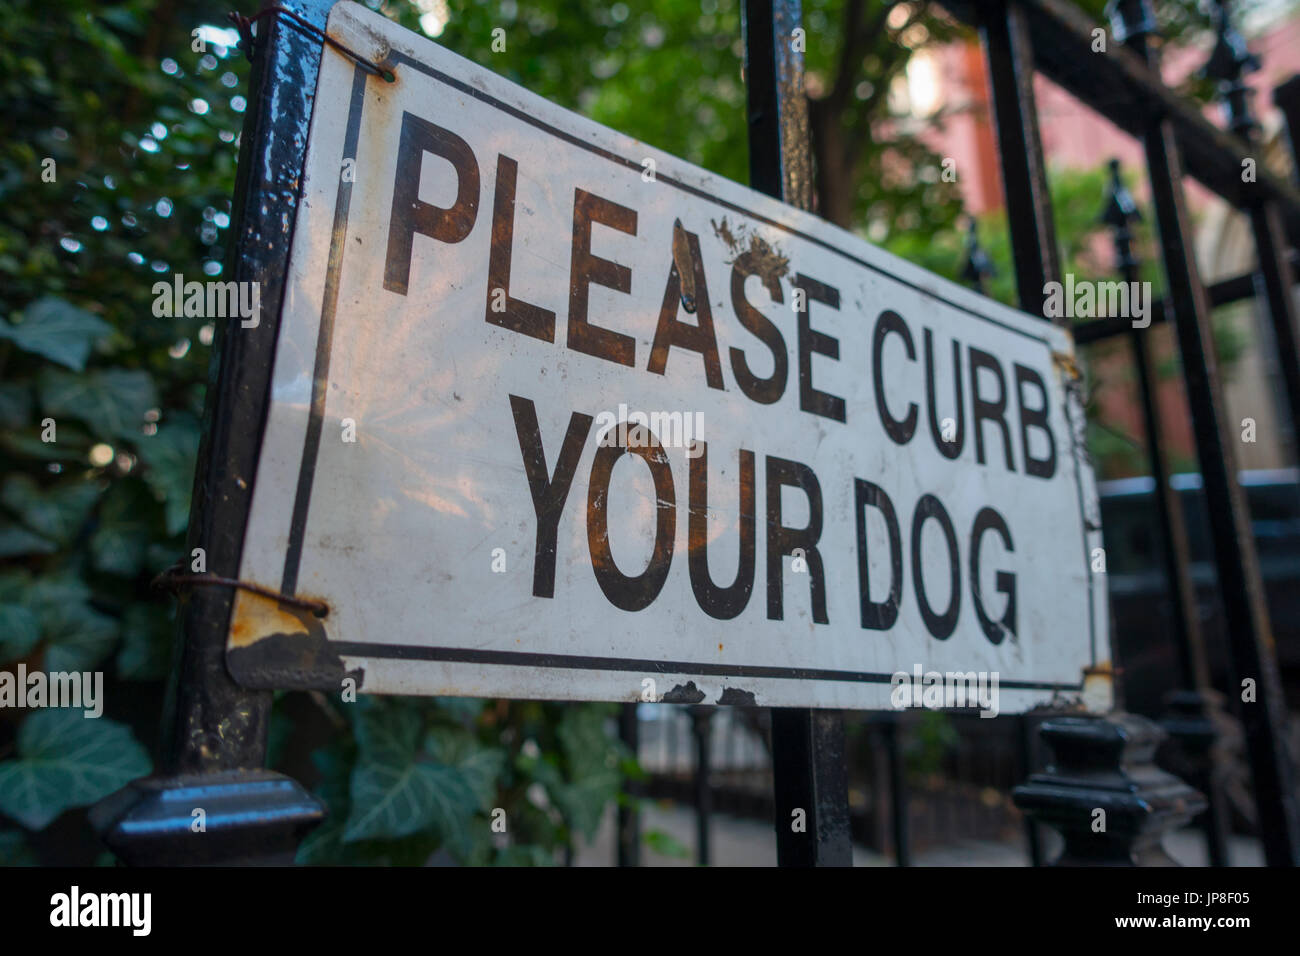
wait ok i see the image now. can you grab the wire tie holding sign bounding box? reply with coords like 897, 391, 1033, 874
153, 562, 330, 618
228, 6, 396, 82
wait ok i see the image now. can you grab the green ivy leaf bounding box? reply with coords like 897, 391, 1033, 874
554, 706, 623, 841
90, 479, 156, 576
41, 600, 119, 673
0, 297, 113, 371
0, 521, 57, 558
343, 760, 479, 845
135, 420, 199, 536
552, 768, 621, 842
425, 727, 504, 810
116, 603, 173, 681
0, 383, 32, 430
38, 367, 157, 442
342, 699, 481, 845
0, 709, 151, 830
1, 474, 101, 546
0, 604, 40, 663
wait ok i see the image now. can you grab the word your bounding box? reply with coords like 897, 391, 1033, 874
1042, 275, 1152, 328
151, 273, 260, 327
593, 403, 704, 457
0, 665, 102, 718
890, 665, 1000, 718
50, 886, 151, 936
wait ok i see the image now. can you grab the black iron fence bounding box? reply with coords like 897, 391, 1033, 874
614, 0, 1300, 867
90, 0, 1300, 868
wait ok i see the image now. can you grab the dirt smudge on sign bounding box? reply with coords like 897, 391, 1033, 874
711, 216, 788, 299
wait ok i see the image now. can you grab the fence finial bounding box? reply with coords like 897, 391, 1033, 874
1099, 158, 1141, 279
1201, 0, 1261, 141
1104, 0, 1158, 49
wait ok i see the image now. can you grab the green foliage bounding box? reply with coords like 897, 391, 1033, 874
0, 0, 226, 858
0, 709, 151, 830
2, 0, 1267, 863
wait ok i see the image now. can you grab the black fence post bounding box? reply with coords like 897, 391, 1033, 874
742, 0, 853, 868
1099, 158, 1232, 866
883, 714, 911, 866
1014, 714, 1207, 865
1276, 75, 1300, 187
978, 0, 1061, 315
90, 0, 333, 865
1204, 0, 1300, 466
617, 702, 640, 867
689, 705, 714, 866
1109, 0, 1300, 867
1016, 715, 1044, 866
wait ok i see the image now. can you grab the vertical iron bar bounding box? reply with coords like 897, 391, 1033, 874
1017, 715, 1043, 866
1246, 201, 1300, 459
690, 706, 714, 866
1204, 2, 1300, 465
1102, 158, 1231, 866
1110, 0, 1300, 866
743, 0, 852, 868
978, 0, 1061, 317
163, 0, 350, 774
1275, 76, 1300, 187
92, 0, 338, 863
617, 702, 640, 867
884, 715, 910, 866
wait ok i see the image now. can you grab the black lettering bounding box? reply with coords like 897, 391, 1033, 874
969, 347, 1015, 470
587, 430, 675, 611
765, 456, 827, 623
486, 154, 555, 341
925, 329, 965, 459
873, 310, 918, 444
688, 443, 755, 619
384, 112, 480, 295
1015, 363, 1057, 479
728, 252, 788, 405
911, 493, 959, 639
855, 479, 903, 630
970, 507, 1017, 645
648, 227, 724, 388
568, 188, 637, 366
792, 274, 846, 422
509, 395, 592, 599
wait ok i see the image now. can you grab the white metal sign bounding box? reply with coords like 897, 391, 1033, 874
226, 2, 1109, 713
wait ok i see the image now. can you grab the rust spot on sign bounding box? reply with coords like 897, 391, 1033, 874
671, 218, 697, 313
712, 217, 788, 300
226, 589, 361, 691
1051, 350, 1082, 381
229, 589, 311, 649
